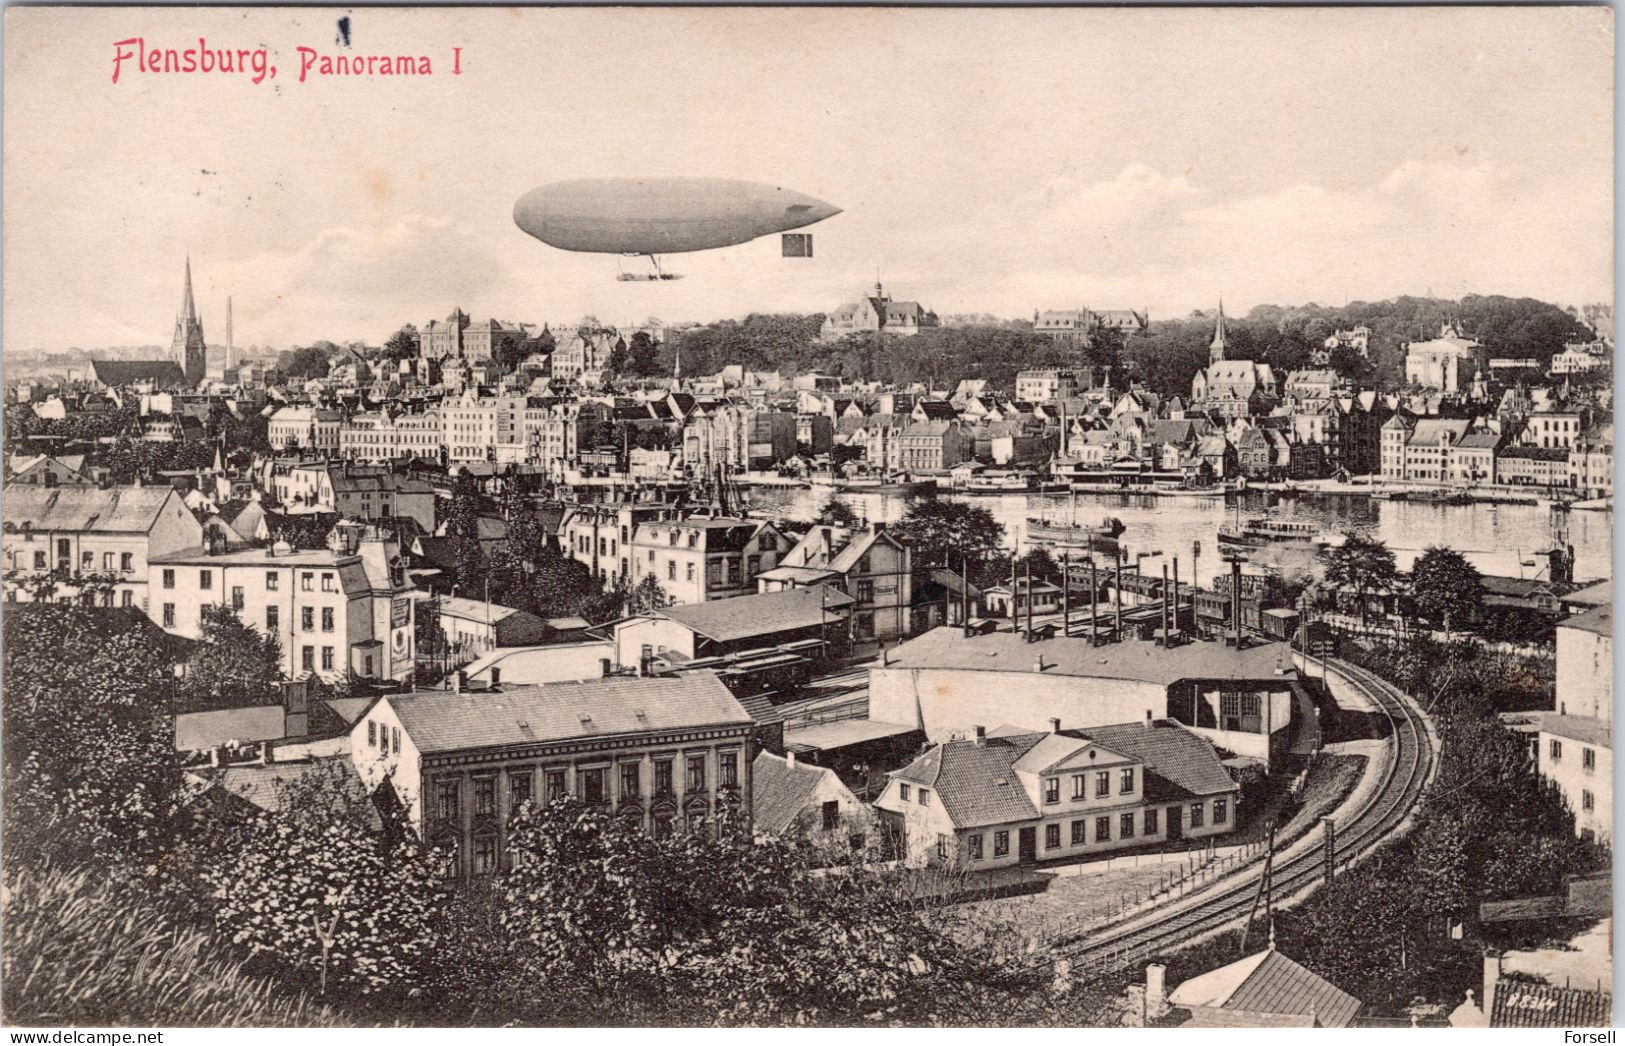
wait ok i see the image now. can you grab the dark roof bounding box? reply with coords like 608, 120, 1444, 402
1561, 603, 1612, 638
90, 360, 188, 387
751, 751, 835, 834
1171, 949, 1361, 1028
1077, 721, 1239, 799
893, 732, 1043, 829
883, 627, 1295, 686
656, 587, 855, 643
1493, 982, 1611, 1028
387, 671, 751, 754
3, 485, 182, 533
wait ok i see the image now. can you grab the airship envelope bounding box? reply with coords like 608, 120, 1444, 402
513, 177, 841, 256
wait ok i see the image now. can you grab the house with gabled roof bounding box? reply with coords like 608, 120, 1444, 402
875, 719, 1239, 869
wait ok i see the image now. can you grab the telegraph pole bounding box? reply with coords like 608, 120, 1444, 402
1114, 546, 1124, 637
1089, 556, 1099, 646
1061, 550, 1071, 636
1223, 551, 1248, 647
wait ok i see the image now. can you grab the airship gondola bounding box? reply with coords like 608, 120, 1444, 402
513, 177, 840, 280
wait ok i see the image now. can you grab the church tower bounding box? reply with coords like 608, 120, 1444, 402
1209, 300, 1228, 364
170, 256, 208, 386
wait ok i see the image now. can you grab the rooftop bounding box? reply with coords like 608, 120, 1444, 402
880, 627, 1296, 686
1169, 948, 1362, 1028
1561, 603, 1611, 638
655, 586, 855, 643
3, 485, 182, 534
386, 671, 752, 755
752, 751, 839, 835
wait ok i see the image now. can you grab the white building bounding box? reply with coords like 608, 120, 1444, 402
147, 538, 416, 682
267, 406, 342, 453
1536, 716, 1611, 845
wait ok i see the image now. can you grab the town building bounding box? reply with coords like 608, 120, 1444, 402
560, 501, 676, 585
1190, 304, 1278, 418
267, 406, 342, 453
819, 282, 939, 341
2, 485, 204, 608
5, 453, 94, 488
1154, 947, 1363, 1027
875, 720, 1240, 869
434, 595, 555, 659
751, 750, 876, 854
1016, 369, 1081, 402
1521, 411, 1585, 451
1569, 424, 1612, 498
613, 585, 855, 669
351, 672, 755, 878
628, 516, 788, 605
418, 308, 527, 362
1032, 308, 1147, 347
147, 538, 416, 682
1556, 604, 1611, 723
897, 421, 968, 471
756, 523, 913, 644
339, 410, 444, 461
868, 628, 1299, 766
1495, 446, 1570, 488
1404, 323, 1485, 394
1535, 715, 1610, 844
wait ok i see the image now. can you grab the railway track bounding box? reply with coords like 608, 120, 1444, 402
1058, 657, 1436, 975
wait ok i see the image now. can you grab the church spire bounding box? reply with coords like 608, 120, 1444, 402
180, 255, 198, 325
1209, 299, 1228, 364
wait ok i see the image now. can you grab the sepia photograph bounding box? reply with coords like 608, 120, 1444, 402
0, 3, 1615, 1031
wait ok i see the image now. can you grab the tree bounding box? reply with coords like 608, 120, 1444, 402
628, 574, 670, 615
178, 605, 285, 711
1408, 546, 1483, 636
892, 499, 1007, 571
1319, 532, 1397, 624
280, 345, 332, 379
605, 337, 630, 376
817, 498, 861, 528
202, 814, 447, 997
3, 603, 176, 866
381, 324, 419, 361
627, 331, 662, 377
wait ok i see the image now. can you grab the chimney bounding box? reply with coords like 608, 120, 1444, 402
1144, 709, 1153, 729
786, 750, 796, 766
490, 667, 501, 689
1145, 963, 1168, 1021
1482, 951, 1503, 1017
973, 724, 986, 746
282, 679, 309, 739
600, 657, 612, 678
261, 739, 276, 765
1049, 717, 1062, 734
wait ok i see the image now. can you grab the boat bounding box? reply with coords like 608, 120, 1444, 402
1370, 489, 1409, 501
1218, 515, 1327, 548
834, 474, 937, 495
1026, 514, 1125, 550
1408, 489, 1475, 506
960, 471, 1039, 494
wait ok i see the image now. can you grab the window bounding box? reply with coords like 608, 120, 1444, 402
936, 834, 949, 860
199, 569, 212, 591
301, 646, 314, 671
1145, 808, 1160, 835
1582, 789, 1595, 811
1095, 771, 1110, 798
687, 755, 706, 792
302, 607, 314, 631
667, 561, 676, 581
81, 551, 93, 571
968, 833, 984, 860
1190, 803, 1205, 828
120, 590, 132, 607
898, 783, 911, 802
102, 552, 115, 571
1120, 768, 1135, 794
1044, 778, 1060, 805
435, 780, 459, 822
368, 720, 377, 747
321, 607, 335, 632
918, 788, 931, 807
475, 777, 496, 816
1095, 816, 1111, 843
655, 760, 673, 795
993, 830, 1010, 857
620, 763, 640, 798
719, 752, 739, 789
747, 554, 761, 577
1045, 823, 1061, 850
162, 569, 175, 589
1072, 774, 1087, 800
266, 571, 279, 590
321, 573, 335, 592
686, 562, 696, 582
581, 768, 608, 805
162, 603, 175, 627
1071, 819, 1087, 845
473, 835, 497, 876
34, 551, 46, 570
1550, 739, 1563, 761
267, 605, 279, 630
545, 769, 567, 801
511, 772, 533, 808
231, 586, 244, 610
321, 647, 334, 671
1214, 798, 1229, 824
301, 572, 313, 592
856, 579, 875, 603
391, 726, 400, 754
1583, 747, 1596, 772
821, 800, 839, 831
1120, 813, 1135, 838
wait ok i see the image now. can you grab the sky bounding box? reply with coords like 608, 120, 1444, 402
3, 6, 1614, 353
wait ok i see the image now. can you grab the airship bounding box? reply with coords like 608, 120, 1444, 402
513, 177, 841, 280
